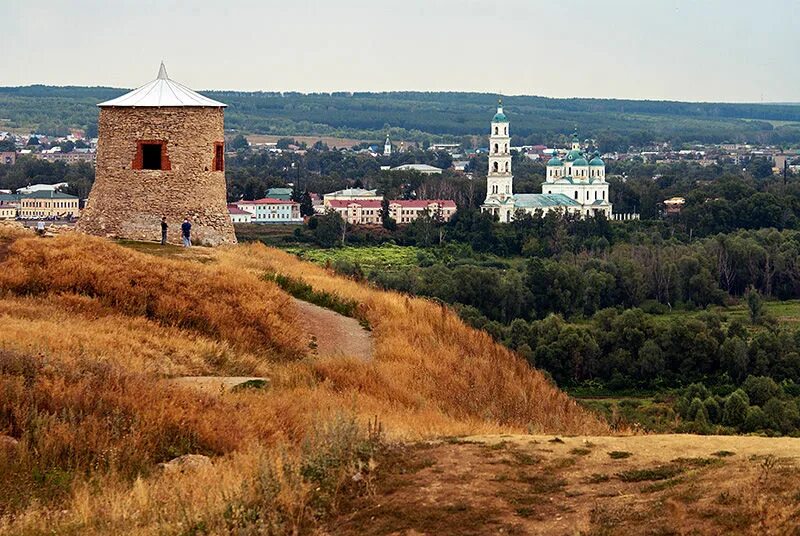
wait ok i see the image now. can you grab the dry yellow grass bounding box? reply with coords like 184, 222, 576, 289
0, 234, 606, 534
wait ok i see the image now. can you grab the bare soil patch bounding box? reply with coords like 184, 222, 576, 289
330, 434, 800, 535
293, 297, 374, 361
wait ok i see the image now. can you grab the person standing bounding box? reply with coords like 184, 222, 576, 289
160, 216, 168, 245
181, 217, 192, 248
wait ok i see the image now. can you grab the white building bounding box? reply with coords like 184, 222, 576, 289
322, 188, 380, 207
384, 135, 392, 157
227, 204, 253, 223
16, 182, 69, 195
481, 101, 612, 221
389, 163, 443, 175
234, 198, 302, 223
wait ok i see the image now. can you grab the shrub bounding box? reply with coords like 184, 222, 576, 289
703, 397, 721, 424
743, 406, 768, 433
722, 389, 750, 428
742, 376, 783, 407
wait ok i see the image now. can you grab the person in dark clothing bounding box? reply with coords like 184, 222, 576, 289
181, 217, 192, 247
160, 216, 168, 245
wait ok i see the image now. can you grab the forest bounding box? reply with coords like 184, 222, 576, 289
3, 85, 800, 149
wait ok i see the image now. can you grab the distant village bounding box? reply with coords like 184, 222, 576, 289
1, 102, 799, 226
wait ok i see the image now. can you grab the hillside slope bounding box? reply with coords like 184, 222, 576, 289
0, 228, 604, 534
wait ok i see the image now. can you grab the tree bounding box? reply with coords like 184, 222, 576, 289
230, 134, 249, 150
381, 197, 396, 231
299, 190, 314, 217
276, 137, 295, 150
719, 337, 749, 383
742, 375, 782, 407
311, 210, 346, 248
745, 286, 764, 324
0, 138, 15, 152
722, 389, 750, 427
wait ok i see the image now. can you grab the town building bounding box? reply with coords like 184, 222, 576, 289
17, 183, 69, 195
322, 187, 380, 206
0, 206, 16, 219
36, 150, 96, 165
327, 199, 456, 225
227, 204, 253, 223
481, 101, 612, 221
390, 163, 443, 175
663, 196, 686, 216
384, 135, 392, 157
1, 152, 15, 165
18, 191, 80, 219
76, 62, 236, 245
233, 198, 302, 223
266, 187, 293, 200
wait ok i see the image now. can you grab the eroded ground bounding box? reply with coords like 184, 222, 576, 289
331, 434, 800, 535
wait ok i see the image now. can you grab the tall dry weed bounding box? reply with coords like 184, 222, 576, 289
0, 234, 306, 360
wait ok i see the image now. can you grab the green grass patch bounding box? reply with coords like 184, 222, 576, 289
608, 451, 633, 460
617, 465, 684, 482
263, 272, 370, 329
287, 244, 423, 273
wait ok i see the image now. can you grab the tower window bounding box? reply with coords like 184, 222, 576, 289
493, 162, 499, 172
574, 191, 578, 199
213, 142, 225, 171
494, 127, 498, 135
133, 140, 170, 170
142, 144, 162, 170
494, 143, 499, 154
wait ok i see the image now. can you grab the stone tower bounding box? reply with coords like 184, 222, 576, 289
77, 63, 236, 246
481, 100, 514, 222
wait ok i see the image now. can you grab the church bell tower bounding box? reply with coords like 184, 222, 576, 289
483, 99, 514, 221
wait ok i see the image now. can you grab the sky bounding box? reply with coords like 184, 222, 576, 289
4, 0, 799, 103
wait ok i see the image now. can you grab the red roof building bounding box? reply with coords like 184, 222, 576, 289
326, 199, 456, 225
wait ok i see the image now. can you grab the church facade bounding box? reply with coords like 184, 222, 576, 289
481, 102, 613, 221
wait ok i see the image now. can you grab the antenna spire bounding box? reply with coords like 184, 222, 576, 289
157, 61, 168, 80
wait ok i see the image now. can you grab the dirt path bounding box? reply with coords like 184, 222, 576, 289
292, 297, 373, 361
331, 434, 800, 535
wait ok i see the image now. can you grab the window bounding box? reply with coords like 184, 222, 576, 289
505, 162, 509, 172
494, 143, 499, 154
574, 191, 578, 199
493, 162, 499, 172
142, 144, 162, 169
494, 127, 498, 134
133, 140, 170, 170
213, 142, 225, 171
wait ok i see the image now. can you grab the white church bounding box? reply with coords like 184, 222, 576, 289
481, 101, 613, 222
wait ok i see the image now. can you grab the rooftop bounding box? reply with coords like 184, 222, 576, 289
98, 62, 227, 108
513, 193, 581, 208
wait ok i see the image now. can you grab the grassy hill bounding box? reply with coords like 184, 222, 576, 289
0, 226, 602, 534
4, 86, 800, 148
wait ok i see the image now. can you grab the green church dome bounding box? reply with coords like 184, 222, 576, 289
565, 149, 582, 161
589, 156, 605, 166
493, 111, 508, 122
547, 155, 562, 166
572, 157, 589, 166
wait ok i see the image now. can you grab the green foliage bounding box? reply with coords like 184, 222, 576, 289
742, 376, 782, 407
5, 86, 800, 148
263, 273, 368, 328
722, 389, 750, 428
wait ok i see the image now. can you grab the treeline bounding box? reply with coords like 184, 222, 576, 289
4, 85, 800, 148
0, 157, 94, 199
350, 228, 800, 324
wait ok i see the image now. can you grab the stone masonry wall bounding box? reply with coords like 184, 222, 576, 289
77, 107, 236, 246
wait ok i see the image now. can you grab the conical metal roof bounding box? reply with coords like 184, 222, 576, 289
98, 62, 226, 108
